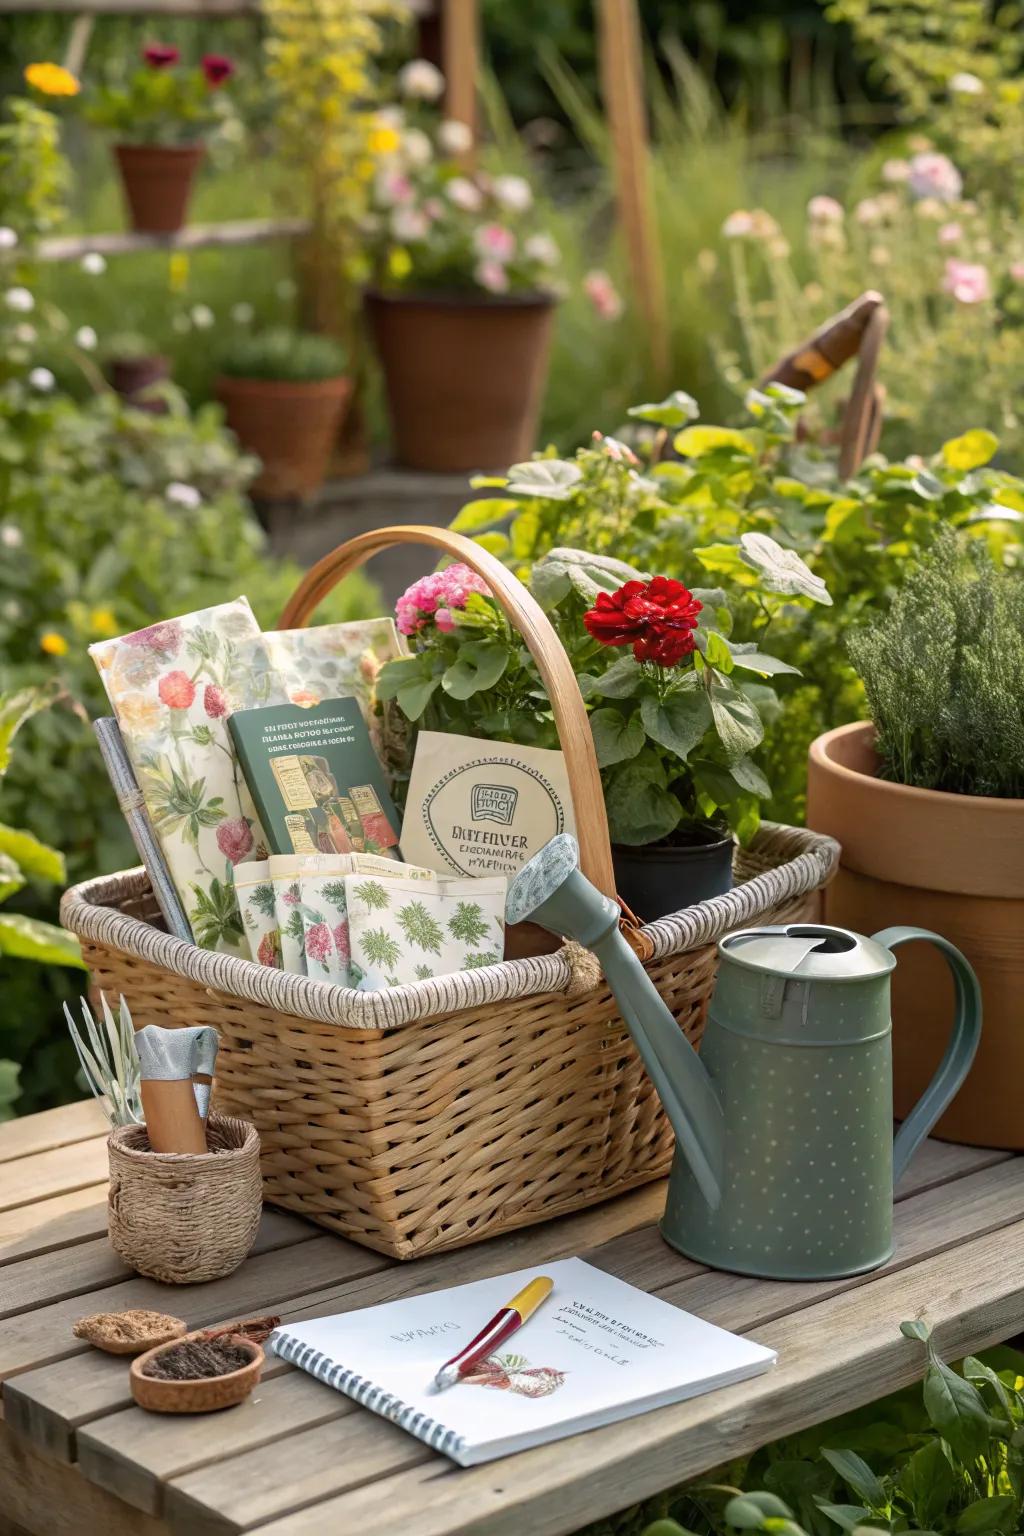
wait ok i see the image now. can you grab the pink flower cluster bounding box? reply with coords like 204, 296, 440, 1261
395, 562, 489, 636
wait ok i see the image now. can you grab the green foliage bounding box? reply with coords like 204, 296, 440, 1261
83, 49, 236, 146
0, 96, 67, 242
847, 532, 1024, 798
218, 326, 348, 384
0, 685, 85, 1120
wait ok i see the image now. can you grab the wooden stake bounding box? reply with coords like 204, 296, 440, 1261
442, 0, 479, 166
597, 0, 669, 382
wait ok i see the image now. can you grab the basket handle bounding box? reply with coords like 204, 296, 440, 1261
278, 524, 618, 902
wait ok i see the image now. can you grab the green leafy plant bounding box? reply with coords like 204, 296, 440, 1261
83, 43, 236, 145
0, 94, 67, 243
63, 993, 141, 1127
847, 531, 1024, 799
636, 1324, 1024, 1536
0, 685, 85, 1119
218, 326, 347, 383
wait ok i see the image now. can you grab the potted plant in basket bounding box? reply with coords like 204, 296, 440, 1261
216, 326, 351, 501
807, 530, 1024, 1150
362, 65, 563, 472
83, 44, 236, 233
378, 460, 824, 919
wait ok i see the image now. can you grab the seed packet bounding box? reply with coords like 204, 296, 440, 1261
267, 854, 311, 976
232, 860, 282, 968
345, 874, 507, 990
90, 599, 269, 958
268, 852, 437, 980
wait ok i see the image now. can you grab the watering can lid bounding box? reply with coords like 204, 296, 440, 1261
719, 924, 896, 981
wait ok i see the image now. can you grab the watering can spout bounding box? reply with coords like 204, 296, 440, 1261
506, 835, 726, 1209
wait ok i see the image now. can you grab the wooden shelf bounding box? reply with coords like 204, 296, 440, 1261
36, 218, 312, 262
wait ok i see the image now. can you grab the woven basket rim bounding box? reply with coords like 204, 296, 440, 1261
109, 1113, 258, 1164
63, 821, 839, 1032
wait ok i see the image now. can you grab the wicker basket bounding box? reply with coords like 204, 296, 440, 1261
64, 526, 840, 1260
108, 1113, 262, 1283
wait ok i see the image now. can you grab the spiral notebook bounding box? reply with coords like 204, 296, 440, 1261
269, 1257, 776, 1466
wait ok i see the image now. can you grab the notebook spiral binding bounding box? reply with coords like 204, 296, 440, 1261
270, 1330, 467, 1461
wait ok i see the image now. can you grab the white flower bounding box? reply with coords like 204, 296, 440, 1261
166, 481, 202, 509
0, 524, 23, 549
28, 367, 55, 391
0, 227, 17, 251
721, 210, 755, 239
402, 127, 432, 167
398, 58, 445, 102
1, 598, 21, 622
231, 302, 254, 324
907, 151, 962, 204
80, 252, 106, 275
474, 259, 509, 294
949, 71, 984, 96
438, 119, 473, 156
13, 322, 36, 344
807, 194, 844, 224
492, 174, 533, 212
446, 176, 483, 212
881, 158, 910, 184
5, 286, 34, 313
391, 206, 430, 242
376, 106, 405, 131
524, 232, 560, 266
74, 325, 98, 351
190, 304, 214, 329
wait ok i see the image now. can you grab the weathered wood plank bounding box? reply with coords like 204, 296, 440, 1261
36, 219, 311, 263
0, 1101, 108, 1164
0, 1138, 109, 1213
166, 1412, 431, 1536
73, 1155, 1020, 1525
0, 1418, 169, 1536
894, 1137, 1009, 1197
0, 1185, 108, 1267
0, 1208, 316, 1320
250, 1214, 1024, 1536
31, 1180, 663, 1477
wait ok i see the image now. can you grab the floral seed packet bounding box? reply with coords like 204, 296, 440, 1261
90, 599, 269, 958
268, 853, 310, 976
232, 860, 282, 968
345, 874, 507, 990
294, 852, 438, 984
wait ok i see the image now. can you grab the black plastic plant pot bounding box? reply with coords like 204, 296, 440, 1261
612, 824, 735, 923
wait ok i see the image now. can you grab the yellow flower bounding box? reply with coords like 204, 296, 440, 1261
89, 607, 119, 638
368, 125, 400, 157
24, 62, 80, 97
387, 247, 412, 280
168, 252, 190, 293
40, 630, 69, 656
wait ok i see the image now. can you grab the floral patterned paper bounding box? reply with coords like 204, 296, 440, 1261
91, 599, 269, 957
268, 853, 311, 976
232, 860, 282, 968
345, 874, 507, 990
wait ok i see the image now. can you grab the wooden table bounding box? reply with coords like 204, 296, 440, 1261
3, 1101, 1024, 1536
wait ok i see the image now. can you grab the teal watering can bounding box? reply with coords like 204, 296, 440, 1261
507, 834, 982, 1281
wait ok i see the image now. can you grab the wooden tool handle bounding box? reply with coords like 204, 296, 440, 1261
278, 524, 617, 900
140, 1078, 208, 1155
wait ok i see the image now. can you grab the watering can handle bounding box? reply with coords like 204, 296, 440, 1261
873, 926, 982, 1183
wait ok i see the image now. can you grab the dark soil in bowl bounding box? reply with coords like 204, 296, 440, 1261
142, 1338, 254, 1380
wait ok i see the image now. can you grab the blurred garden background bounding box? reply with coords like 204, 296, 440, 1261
2, 0, 1022, 1117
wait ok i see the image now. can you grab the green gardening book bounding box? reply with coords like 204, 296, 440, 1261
228, 696, 402, 859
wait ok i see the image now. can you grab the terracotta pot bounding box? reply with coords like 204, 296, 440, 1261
107, 354, 170, 413
114, 143, 204, 234
217, 374, 352, 501
365, 288, 556, 472
807, 720, 1024, 1148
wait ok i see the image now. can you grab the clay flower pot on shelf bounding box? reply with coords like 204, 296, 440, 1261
104, 335, 170, 412
216, 327, 351, 501
113, 142, 204, 234
807, 720, 1024, 1148
365, 289, 556, 473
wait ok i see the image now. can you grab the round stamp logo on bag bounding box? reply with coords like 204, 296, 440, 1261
421, 757, 566, 877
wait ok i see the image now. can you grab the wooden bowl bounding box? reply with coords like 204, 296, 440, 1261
130, 1334, 264, 1414
73, 1309, 187, 1356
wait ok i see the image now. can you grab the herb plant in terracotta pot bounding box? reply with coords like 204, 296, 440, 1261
807, 530, 1024, 1149
217, 327, 351, 501
84, 45, 235, 233
363, 66, 562, 472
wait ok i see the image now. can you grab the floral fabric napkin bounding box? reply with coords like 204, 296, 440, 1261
345, 874, 507, 990
91, 599, 268, 957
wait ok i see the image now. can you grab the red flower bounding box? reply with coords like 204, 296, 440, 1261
157, 669, 195, 709
257, 930, 281, 968
203, 684, 227, 718
201, 53, 234, 87
143, 43, 180, 68
216, 817, 253, 865
584, 577, 703, 668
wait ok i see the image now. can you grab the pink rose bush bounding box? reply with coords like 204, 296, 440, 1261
395, 562, 489, 636
366, 68, 561, 298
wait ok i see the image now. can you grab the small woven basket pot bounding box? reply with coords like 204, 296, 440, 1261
108, 1113, 261, 1284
